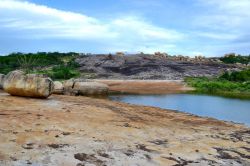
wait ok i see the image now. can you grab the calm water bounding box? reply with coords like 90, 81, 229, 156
110, 94, 250, 126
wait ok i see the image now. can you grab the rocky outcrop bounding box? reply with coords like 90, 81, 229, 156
76, 54, 241, 80
53, 81, 64, 95
0, 74, 4, 89
3, 70, 54, 98
63, 79, 109, 96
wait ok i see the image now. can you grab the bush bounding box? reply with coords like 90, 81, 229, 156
220, 69, 250, 82
0, 52, 80, 74
185, 73, 250, 97
220, 54, 250, 64
50, 65, 80, 80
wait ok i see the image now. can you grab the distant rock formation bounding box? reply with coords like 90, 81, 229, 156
63, 79, 109, 96
76, 54, 240, 80
3, 70, 54, 98
0, 74, 5, 89
116, 52, 125, 56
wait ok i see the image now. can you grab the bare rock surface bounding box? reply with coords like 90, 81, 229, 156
96, 79, 193, 94
3, 70, 54, 98
76, 54, 241, 80
63, 78, 109, 96
53, 81, 64, 95
0, 91, 249, 165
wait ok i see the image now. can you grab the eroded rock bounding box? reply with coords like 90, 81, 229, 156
53, 81, 64, 94
3, 70, 54, 98
63, 79, 109, 96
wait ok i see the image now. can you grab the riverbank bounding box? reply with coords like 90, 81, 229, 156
96, 79, 194, 94
0, 91, 249, 165
185, 73, 250, 99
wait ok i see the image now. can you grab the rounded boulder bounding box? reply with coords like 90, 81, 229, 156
53, 81, 64, 95
3, 70, 54, 98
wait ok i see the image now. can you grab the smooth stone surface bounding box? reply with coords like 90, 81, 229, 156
53, 81, 64, 94
3, 70, 54, 98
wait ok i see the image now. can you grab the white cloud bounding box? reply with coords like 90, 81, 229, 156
111, 17, 184, 40
196, 32, 237, 40
196, 0, 250, 30
0, 0, 184, 53
201, 0, 250, 15
0, 0, 116, 39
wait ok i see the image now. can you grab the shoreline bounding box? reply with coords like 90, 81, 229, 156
0, 91, 249, 165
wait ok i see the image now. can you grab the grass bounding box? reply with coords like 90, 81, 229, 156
185, 69, 250, 99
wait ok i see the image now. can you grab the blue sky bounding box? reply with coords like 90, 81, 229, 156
0, 0, 250, 56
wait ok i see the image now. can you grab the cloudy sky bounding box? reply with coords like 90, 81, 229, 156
0, 0, 249, 56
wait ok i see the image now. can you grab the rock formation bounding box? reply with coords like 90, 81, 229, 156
3, 70, 54, 98
63, 79, 109, 96
76, 54, 241, 80
0, 74, 4, 89
53, 81, 64, 95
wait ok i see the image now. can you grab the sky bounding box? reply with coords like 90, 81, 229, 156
0, 0, 250, 56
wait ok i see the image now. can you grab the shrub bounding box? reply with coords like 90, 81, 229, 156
0, 52, 80, 74
219, 69, 250, 82
220, 54, 250, 64
50, 65, 80, 80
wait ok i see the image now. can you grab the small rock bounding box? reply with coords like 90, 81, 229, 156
62, 132, 71, 136
10, 156, 17, 161
48, 144, 68, 149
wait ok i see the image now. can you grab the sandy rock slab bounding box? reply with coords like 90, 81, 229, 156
0, 91, 249, 166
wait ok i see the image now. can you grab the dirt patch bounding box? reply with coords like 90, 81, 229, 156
162, 156, 194, 166
74, 153, 105, 166
149, 139, 168, 146
136, 144, 154, 152
48, 144, 69, 149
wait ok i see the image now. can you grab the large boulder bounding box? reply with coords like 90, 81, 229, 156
0, 74, 4, 89
53, 81, 64, 94
63, 79, 109, 96
3, 70, 54, 98
63, 79, 76, 95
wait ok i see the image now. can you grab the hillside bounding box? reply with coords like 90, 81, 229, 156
0, 53, 247, 80
76, 54, 243, 80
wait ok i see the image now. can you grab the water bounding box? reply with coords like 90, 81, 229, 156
110, 94, 250, 126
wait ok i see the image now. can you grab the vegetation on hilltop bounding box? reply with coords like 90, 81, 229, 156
185, 69, 250, 98
0, 52, 80, 79
220, 54, 250, 65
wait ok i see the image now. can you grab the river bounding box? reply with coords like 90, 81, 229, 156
110, 94, 250, 126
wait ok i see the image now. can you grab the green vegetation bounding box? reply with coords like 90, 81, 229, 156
220, 54, 250, 64
185, 69, 250, 98
0, 52, 81, 80
31, 65, 81, 80
220, 69, 250, 82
